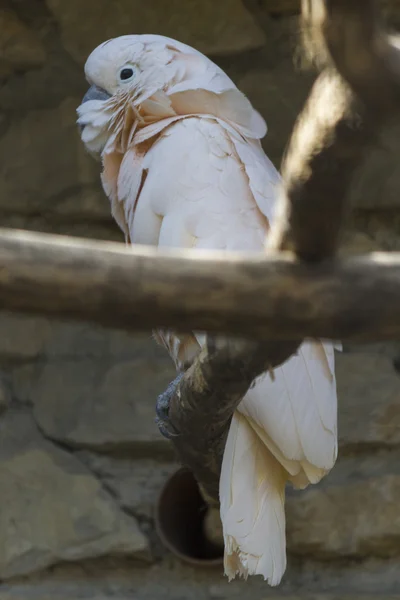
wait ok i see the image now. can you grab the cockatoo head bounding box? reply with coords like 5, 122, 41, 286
77, 34, 267, 158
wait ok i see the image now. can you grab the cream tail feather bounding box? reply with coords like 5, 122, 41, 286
77, 34, 340, 586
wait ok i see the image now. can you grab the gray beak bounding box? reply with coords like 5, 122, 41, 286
79, 84, 111, 132
82, 84, 111, 104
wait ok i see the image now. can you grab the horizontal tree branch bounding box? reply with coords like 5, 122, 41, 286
0, 227, 398, 341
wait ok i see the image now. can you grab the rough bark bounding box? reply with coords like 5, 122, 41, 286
0, 228, 398, 341
268, 0, 400, 259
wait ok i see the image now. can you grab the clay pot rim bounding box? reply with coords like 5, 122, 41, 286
155, 466, 224, 567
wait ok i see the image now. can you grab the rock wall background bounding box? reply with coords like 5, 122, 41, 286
0, 1, 400, 599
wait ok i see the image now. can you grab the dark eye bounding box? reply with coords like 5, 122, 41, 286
119, 67, 134, 81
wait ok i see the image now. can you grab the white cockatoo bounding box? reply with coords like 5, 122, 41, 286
77, 34, 339, 586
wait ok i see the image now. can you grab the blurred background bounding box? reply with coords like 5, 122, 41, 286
0, 1, 400, 598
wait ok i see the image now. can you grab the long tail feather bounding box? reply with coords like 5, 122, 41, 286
220, 412, 287, 585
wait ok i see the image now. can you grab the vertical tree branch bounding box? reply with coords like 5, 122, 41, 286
268, 0, 400, 260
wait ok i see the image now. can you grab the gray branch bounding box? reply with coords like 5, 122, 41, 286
0, 228, 398, 341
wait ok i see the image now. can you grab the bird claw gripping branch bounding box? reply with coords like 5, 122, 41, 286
155, 372, 184, 439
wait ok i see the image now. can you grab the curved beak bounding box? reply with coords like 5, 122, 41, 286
79, 84, 111, 133
82, 84, 111, 104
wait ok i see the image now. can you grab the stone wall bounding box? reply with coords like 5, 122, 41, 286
0, 1, 400, 599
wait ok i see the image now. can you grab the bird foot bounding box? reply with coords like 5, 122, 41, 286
155, 372, 184, 439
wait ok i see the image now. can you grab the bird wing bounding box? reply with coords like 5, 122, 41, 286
107, 115, 275, 368
239, 340, 338, 483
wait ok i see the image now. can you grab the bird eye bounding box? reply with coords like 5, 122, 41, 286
119, 65, 135, 82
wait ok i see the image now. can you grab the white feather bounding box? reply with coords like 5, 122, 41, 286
221, 412, 287, 585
